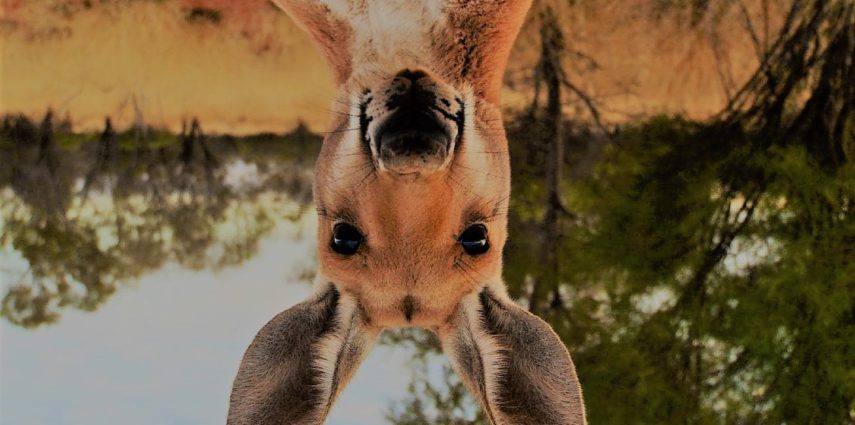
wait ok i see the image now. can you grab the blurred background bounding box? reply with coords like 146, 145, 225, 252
1, 0, 853, 424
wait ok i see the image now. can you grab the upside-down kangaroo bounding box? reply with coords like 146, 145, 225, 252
228, 1, 586, 424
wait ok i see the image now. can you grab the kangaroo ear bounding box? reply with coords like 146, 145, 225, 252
272, 0, 353, 85
433, 0, 533, 103
228, 284, 377, 425
439, 288, 587, 425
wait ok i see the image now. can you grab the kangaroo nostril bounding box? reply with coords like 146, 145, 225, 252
395, 69, 428, 82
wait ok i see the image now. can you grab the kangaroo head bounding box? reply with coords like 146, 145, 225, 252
230, 3, 588, 424
275, 0, 531, 328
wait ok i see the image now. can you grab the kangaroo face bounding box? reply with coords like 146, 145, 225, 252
274, 0, 530, 327
314, 68, 510, 327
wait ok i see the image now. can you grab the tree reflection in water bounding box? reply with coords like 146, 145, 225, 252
0, 113, 318, 328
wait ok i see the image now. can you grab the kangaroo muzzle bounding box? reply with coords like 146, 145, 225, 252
371, 69, 462, 175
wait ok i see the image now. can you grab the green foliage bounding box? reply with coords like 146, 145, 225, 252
567, 116, 853, 424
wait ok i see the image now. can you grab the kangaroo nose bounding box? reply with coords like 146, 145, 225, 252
375, 69, 454, 175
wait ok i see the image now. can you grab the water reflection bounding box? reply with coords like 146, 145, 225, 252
0, 112, 318, 327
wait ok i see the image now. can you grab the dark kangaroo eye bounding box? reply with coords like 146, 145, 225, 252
459, 224, 489, 256
331, 223, 363, 255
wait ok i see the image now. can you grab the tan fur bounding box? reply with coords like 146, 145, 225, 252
229, 1, 587, 424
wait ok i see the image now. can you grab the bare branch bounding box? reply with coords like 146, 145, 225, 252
561, 75, 608, 135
